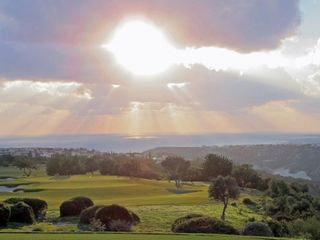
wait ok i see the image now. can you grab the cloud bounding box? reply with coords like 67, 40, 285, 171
0, 80, 92, 111
0, 0, 300, 51
0, 0, 301, 83
298, 71, 320, 97
2, 80, 91, 99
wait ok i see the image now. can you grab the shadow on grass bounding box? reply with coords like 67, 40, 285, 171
49, 176, 71, 180
166, 188, 200, 194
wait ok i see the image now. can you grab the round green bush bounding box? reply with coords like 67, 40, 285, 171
94, 204, 134, 231
171, 214, 204, 231
0, 202, 11, 227
243, 221, 273, 237
10, 202, 35, 224
79, 205, 104, 224
70, 196, 94, 210
60, 200, 81, 217
60, 196, 94, 217
4, 198, 47, 219
265, 219, 290, 237
129, 210, 140, 225
172, 216, 239, 234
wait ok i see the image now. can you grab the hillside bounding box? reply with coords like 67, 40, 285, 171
0, 169, 264, 233
145, 144, 320, 181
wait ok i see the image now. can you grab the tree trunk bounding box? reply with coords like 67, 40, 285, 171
221, 197, 229, 221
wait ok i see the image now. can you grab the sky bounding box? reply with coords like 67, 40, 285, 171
0, 0, 320, 137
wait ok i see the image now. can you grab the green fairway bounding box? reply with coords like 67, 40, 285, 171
0, 233, 278, 240
0, 167, 265, 233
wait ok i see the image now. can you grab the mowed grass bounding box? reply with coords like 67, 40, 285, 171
0, 167, 266, 233
0, 233, 280, 240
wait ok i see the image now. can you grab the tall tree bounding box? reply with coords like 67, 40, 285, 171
202, 154, 233, 180
208, 175, 240, 221
161, 156, 190, 189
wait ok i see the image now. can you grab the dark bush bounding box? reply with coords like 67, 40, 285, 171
291, 217, 320, 240
243, 198, 256, 205
231, 202, 237, 207
129, 210, 140, 225
172, 216, 239, 234
60, 196, 94, 217
80, 205, 104, 224
171, 214, 204, 231
70, 196, 94, 210
265, 219, 290, 237
4, 198, 47, 219
10, 202, 35, 224
60, 200, 81, 217
0, 202, 11, 227
94, 204, 135, 231
243, 221, 273, 237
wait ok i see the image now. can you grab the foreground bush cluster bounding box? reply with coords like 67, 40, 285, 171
0, 198, 47, 226
59, 196, 139, 232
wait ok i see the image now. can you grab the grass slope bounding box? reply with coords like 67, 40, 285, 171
0, 167, 265, 233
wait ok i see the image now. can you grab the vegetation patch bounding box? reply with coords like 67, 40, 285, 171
172, 215, 239, 235
0, 202, 10, 227
9, 202, 35, 224
94, 204, 138, 231
60, 196, 94, 217
242, 221, 273, 237
4, 198, 48, 219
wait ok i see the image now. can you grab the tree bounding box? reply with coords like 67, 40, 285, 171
161, 156, 190, 189
232, 164, 255, 187
122, 159, 141, 177
99, 157, 117, 176
232, 164, 268, 190
14, 155, 37, 177
84, 157, 98, 176
46, 157, 59, 176
208, 176, 240, 221
202, 154, 233, 180
0, 154, 15, 167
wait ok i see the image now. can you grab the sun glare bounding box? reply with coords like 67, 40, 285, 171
103, 20, 177, 76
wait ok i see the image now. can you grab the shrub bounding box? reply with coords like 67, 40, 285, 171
231, 202, 237, 207
291, 217, 320, 240
80, 205, 104, 224
94, 204, 134, 231
265, 219, 290, 237
60, 200, 81, 217
60, 196, 94, 217
70, 196, 94, 210
90, 218, 106, 231
129, 210, 140, 225
4, 198, 47, 219
172, 216, 239, 234
243, 221, 273, 237
10, 202, 35, 224
0, 202, 11, 227
108, 219, 132, 232
171, 214, 204, 231
243, 198, 256, 205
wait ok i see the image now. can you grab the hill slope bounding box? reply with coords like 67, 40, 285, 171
145, 144, 320, 181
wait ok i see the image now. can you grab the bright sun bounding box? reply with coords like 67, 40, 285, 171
103, 20, 176, 76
